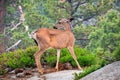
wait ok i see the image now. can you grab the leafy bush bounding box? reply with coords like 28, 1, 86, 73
113, 46, 120, 61
75, 54, 97, 67
0, 46, 38, 74
0, 45, 107, 76
73, 46, 116, 80
46, 46, 99, 68
74, 64, 101, 80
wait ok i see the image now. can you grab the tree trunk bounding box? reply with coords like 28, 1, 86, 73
0, 0, 5, 53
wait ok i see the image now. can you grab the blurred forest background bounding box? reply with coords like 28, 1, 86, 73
0, 0, 120, 53
0, 0, 120, 80
0, 0, 120, 79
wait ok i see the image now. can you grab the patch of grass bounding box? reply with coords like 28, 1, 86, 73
74, 64, 101, 80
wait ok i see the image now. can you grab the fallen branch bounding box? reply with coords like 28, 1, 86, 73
6, 40, 22, 52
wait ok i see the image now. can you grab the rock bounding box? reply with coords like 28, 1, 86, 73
43, 70, 82, 80
81, 61, 120, 80
27, 72, 45, 80
0, 75, 5, 78
9, 70, 15, 74
16, 73, 25, 78
15, 68, 24, 74
59, 63, 65, 70
40, 76, 46, 80
28, 70, 82, 80
27, 76, 44, 80
33, 72, 40, 77
59, 63, 73, 70
5, 67, 13, 73
25, 68, 32, 70
10, 75, 16, 79
31, 68, 38, 72
64, 62, 73, 70
24, 70, 32, 75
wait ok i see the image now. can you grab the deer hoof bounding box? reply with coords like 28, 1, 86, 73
55, 67, 59, 72
38, 69, 44, 74
78, 67, 82, 70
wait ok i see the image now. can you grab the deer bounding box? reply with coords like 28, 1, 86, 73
31, 18, 82, 74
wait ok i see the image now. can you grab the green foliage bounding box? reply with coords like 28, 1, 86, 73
0, 45, 108, 76
6, 6, 16, 14
87, 10, 120, 53
73, 26, 95, 47
74, 54, 109, 80
44, 0, 70, 20
0, 46, 38, 74
5, 27, 36, 49
46, 46, 99, 67
4, 0, 119, 50
74, 64, 101, 80
113, 46, 120, 61
77, 54, 97, 67
46, 56, 56, 67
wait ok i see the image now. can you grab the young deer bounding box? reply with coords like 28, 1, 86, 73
32, 18, 82, 74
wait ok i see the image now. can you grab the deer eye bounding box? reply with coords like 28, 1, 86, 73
58, 22, 62, 24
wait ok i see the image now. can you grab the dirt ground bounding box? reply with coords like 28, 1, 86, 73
0, 62, 79, 80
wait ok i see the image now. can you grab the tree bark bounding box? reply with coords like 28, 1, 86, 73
0, 0, 6, 53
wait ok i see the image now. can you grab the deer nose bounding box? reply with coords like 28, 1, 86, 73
53, 26, 57, 29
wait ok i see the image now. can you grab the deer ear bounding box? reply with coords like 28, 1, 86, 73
68, 17, 74, 22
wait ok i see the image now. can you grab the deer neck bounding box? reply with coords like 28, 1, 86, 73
64, 22, 72, 31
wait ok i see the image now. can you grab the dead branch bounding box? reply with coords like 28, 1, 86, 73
6, 40, 22, 52
18, 5, 25, 22
24, 25, 29, 32
11, 22, 22, 31
11, 5, 25, 31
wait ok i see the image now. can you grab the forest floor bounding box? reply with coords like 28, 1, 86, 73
1, 61, 120, 80
0, 68, 81, 80
0, 63, 82, 80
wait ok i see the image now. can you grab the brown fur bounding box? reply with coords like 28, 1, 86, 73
33, 18, 82, 74
35, 28, 75, 49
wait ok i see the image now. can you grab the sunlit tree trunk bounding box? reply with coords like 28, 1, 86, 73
0, 0, 5, 53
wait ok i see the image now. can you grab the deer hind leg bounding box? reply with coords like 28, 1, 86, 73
67, 46, 82, 70
55, 49, 61, 71
34, 48, 46, 74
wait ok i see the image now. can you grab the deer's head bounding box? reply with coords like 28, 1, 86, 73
54, 18, 74, 30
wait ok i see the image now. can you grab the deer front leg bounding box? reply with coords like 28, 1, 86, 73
34, 49, 45, 74
55, 49, 61, 71
67, 46, 82, 70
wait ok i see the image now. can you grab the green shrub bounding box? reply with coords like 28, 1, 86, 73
96, 49, 115, 65
74, 64, 101, 80
0, 46, 38, 74
0, 45, 106, 76
72, 54, 97, 67
73, 46, 116, 80
46, 56, 56, 67
46, 46, 99, 68
45, 46, 106, 80
113, 46, 120, 61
